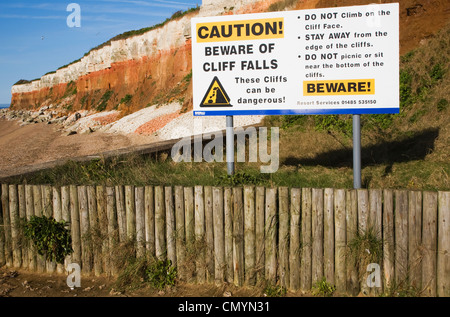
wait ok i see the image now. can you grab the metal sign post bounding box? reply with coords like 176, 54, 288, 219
353, 114, 362, 189
226, 115, 235, 175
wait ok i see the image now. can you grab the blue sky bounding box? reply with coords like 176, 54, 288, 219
0, 0, 201, 104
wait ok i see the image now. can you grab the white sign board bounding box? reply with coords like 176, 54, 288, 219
191, 3, 399, 116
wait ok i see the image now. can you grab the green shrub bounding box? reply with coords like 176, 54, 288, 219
120, 94, 133, 105
312, 277, 336, 297
215, 171, 269, 186
63, 81, 77, 98
97, 90, 114, 112
348, 226, 383, 266
437, 98, 448, 112
13, 79, 31, 86
281, 115, 308, 129
263, 284, 286, 297
430, 63, 445, 81
400, 50, 415, 63
365, 113, 395, 130
23, 215, 73, 264
314, 115, 352, 137
114, 256, 148, 291
399, 69, 413, 108
146, 259, 177, 290
182, 71, 192, 83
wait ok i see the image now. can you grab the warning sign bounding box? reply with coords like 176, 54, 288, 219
303, 79, 375, 96
200, 77, 232, 107
192, 3, 399, 116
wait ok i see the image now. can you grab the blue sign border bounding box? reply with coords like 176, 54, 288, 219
193, 108, 399, 116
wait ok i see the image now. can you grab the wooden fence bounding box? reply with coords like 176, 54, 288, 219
0, 184, 449, 296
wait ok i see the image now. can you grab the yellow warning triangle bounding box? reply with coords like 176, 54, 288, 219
200, 76, 232, 107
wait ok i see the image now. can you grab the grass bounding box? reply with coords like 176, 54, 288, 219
113, 254, 177, 292
263, 284, 287, 297
4, 150, 448, 191
348, 226, 383, 268
312, 277, 336, 297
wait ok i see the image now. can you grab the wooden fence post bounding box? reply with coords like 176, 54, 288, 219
52, 186, 63, 273
382, 189, 394, 292
87, 185, 101, 276
18, 185, 27, 269
289, 188, 301, 291
437, 191, 449, 297
78, 186, 91, 274
154, 186, 166, 261
115, 185, 126, 243
334, 189, 346, 294
204, 186, 214, 282
408, 191, 422, 291
61, 186, 71, 272
255, 186, 265, 285
165, 186, 176, 267
96, 186, 108, 275
394, 190, 408, 286
244, 186, 256, 286
69, 185, 81, 269
233, 187, 244, 287
369, 189, 382, 239
265, 187, 277, 286
135, 186, 145, 259
106, 186, 118, 276
33, 185, 45, 272
213, 186, 225, 285
357, 189, 369, 295
175, 186, 186, 281
300, 188, 312, 291
311, 188, 324, 285
9, 185, 21, 268
224, 187, 234, 283
144, 186, 155, 259
324, 188, 334, 286
42, 185, 52, 218
346, 189, 359, 295
278, 186, 289, 289
369, 189, 382, 295
25, 185, 36, 271
0, 185, 5, 267
125, 185, 136, 242
184, 187, 195, 282
194, 185, 205, 283
2, 184, 12, 268
422, 191, 437, 296
42, 185, 55, 272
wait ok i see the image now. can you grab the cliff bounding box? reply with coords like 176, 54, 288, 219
10, 0, 450, 118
